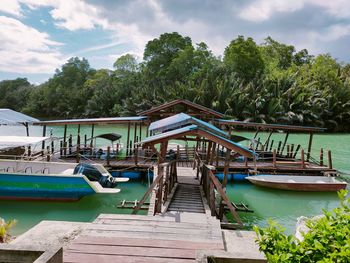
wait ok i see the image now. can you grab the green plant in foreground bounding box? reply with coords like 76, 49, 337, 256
0, 217, 17, 243
254, 190, 350, 262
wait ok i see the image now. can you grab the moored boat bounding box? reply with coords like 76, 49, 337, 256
0, 160, 128, 201
247, 175, 347, 192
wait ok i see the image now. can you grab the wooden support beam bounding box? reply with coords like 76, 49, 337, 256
307, 132, 314, 161
63, 124, 67, 156
41, 125, 47, 153
320, 148, 324, 166
301, 149, 305, 168
281, 132, 289, 154
328, 150, 332, 169
273, 149, 277, 168
208, 172, 242, 225
206, 141, 212, 164
126, 122, 131, 156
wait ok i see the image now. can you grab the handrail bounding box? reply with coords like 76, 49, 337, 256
195, 150, 243, 226
132, 160, 177, 215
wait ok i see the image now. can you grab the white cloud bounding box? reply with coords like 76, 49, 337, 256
239, 0, 350, 22
0, 0, 22, 16
0, 16, 63, 73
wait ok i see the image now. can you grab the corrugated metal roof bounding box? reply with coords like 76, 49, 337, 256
149, 113, 228, 138
142, 125, 198, 144
149, 113, 192, 133
0, 109, 39, 125
34, 116, 148, 126
140, 124, 256, 157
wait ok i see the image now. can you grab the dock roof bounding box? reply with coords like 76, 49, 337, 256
149, 113, 228, 138
34, 116, 148, 126
138, 99, 224, 119
216, 119, 326, 132
0, 109, 39, 125
141, 124, 255, 157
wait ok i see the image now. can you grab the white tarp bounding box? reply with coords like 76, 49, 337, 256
0, 109, 39, 125
0, 136, 49, 150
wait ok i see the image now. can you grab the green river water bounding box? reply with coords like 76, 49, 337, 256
0, 125, 349, 235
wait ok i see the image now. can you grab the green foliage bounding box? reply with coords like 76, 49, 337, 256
254, 190, 350, 262
0, 217, 17, 243
224, 36, 265, 82
1, 32, 350, 131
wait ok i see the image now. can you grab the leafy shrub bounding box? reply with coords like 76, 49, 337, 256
254, 190, 350, 262
0, 217, 17, 243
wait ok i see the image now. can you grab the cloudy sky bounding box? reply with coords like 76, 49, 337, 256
1, 0, 350, 83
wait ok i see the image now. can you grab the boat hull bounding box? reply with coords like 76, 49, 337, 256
0, 173, 95, 201
247, 175, 347, 192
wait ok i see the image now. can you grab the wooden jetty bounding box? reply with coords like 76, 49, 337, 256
63, 161, 258, 262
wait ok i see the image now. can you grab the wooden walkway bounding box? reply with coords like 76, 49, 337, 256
64, 167, 224, 263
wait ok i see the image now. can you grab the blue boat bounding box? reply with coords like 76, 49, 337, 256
0, 160, 126, 201
215, 173, 248, 181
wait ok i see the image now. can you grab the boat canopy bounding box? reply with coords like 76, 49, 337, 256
149, 113, 228, 138
0, 136, 49, 150
91, 133, 122, 142
0, 109, 39, 125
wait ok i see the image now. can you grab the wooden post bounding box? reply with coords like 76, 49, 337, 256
244, 156, 248, 168
46, 146, 50, 162
301, 149, 305, 168
41, 125, 47, 155
263, 130, 273, 151
84, 134, 87, 148
286, 145, 290, 158
281, 132, 289, 155
206, 141, 212, 164
269, 140, 274, 152
209, 180, 215, 216
90, 124, 94, 147
28, 146, 31, 159
293, 144, 301, 158
25, 123, 29, 137
139, 123, 142, 141
134, 146, 138, 165
277, 141, 282, 155
328, 150, 332, 169
133, 122, 137, 153
126, 122, 131, 156
76, 133, 80, 163
320, 148, 324, 166
60, 141, 63, 157
219, 149, 231, 220
68, 134, 72, 155
106, 146, 110, 166
210, 143, 216, 165
273, 149, 277, 168
307, 132, 314, 162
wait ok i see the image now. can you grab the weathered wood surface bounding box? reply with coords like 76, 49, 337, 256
64, 213, 224, 263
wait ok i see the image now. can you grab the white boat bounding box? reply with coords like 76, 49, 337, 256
247, 175, 347, 192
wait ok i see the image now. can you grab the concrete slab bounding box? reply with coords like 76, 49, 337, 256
223, 230, 266, 261
12, 220, 90, 249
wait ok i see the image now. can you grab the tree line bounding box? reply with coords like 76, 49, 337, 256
1, 33, 350, 131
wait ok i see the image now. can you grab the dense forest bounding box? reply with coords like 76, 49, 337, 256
1, 33, 350, 131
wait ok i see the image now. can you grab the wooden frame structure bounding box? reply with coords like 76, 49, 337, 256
138, 99, 224, 121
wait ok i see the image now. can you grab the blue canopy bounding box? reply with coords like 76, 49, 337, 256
149, 113, 228, 138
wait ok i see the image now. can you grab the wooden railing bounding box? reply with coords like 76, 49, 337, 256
194, 151, 243, 226
132, 160, 177, 215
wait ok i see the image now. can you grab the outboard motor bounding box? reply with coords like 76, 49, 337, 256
73, 163, 117, 188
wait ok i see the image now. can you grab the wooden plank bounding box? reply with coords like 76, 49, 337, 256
73, 236, 224, 250
64, 252, 196, 263
67, 244, 196, 259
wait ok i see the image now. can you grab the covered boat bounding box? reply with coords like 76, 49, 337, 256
247, 175, 347, 192
0, 159, 128, 201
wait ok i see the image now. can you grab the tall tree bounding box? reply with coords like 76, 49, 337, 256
224, 36, 264, 82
